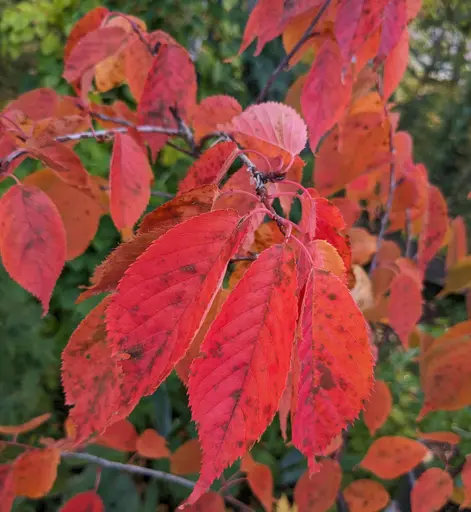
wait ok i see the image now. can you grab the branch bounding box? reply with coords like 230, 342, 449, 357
255, 0, 332, 104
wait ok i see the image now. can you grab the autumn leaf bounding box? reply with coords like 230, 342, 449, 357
94, 419, 138, 452
185, 243, 298, 505
383, 28, 409, 100
12, 448, 60, 498
0, 184, 66, 315
0, 465, 15, 512
375, 0, 407, 64
416, 430, 460, 446
343, 479, 390, 512
359, 436, 427, 479
178, 141, 238, 194
294, 459, 342, 512
24, 169, 103, 260
138, 43, 196, 159
4, 88, 60, 121
446, 216, 467, 270
363, 379, 392, 435
183, 492, 225, 512
411, 468, 453, 512
63, 26, 127, 84
192, 96, 242, 143
440, 255, 471, 296
0, 414, 51, 436
462, 455, 471, 509
77, 185, 219, 302
136, 429, 170, 459
243, 460, 274, 512
62, 297, 124, 442
302, 39, 352, 152
60, 491, 104, 512
106, 210, 250, 412
170, 439, 202, 476
349, 227, 377, 265
109, 132, 152, 230
292, 269, 373, 471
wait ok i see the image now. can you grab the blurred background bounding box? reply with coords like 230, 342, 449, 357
1, 0, 471, 510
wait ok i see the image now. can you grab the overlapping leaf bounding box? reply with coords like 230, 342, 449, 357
185, 244, 298, 504
60, 491, 104, 512
12, 448, 60, 498
410, 468, 452, 512
192, 96, 242, 143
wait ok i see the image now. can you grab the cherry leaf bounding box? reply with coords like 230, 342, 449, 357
184, 492, 225, 512
363, 379, 392, 435
411, 468, 453, 512
138, 43, 196, 159
0, 465, 15, 512
359, 436, 427, 479
12, 448, 60, 499
136, 429, 170, 459
0, 184, 66, 315
170, 439, 202, 476
178, 141, 238, 194
94, 419, 138, 452
63, 26, 127, 84
60, 491, 104, 512
62, 297, 124, 442
294, 459, 342, 512
192, 96, 242, 143
106, 210, 249, 412
344, 479, 390, 512
185, 244, 298, 505
301, 39, 353, 152
383, 28, 409, 100
376, 0, 407, 63
0, 414, 51, 436
220, 102, 307, 157
110, 132, 152, 230
244, 462, 274, 512
292, 269, 374, 471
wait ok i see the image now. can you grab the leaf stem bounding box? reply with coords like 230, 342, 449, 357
255, 0, 332, 103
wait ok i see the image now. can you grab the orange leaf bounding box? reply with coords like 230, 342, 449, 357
363, 380, 392, 435
245, 462, 274, 512
0, 185, 66, 315
60, 490, 104, 512
446, 216, 467, 270
343, 479, 390, 512
184, 492, 225, 512
110, 132, 152, 230
411, 468, 453, 512
294, 459, 342, 512
136, 429, 170, 459
383, 28, 409, 100
192, 95, 242, 143
0, 465, 15, 512
349, 227, 377, 265
330, 198, 361, 229
24, 169, 103, 260
359, 436, 427, 479
95, 420, 138, 452
12, 448, 60, 498
416, 430, 460, 445
170, 439, 202, 476
0, 413, 51, 436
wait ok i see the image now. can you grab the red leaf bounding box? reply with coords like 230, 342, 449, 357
60, 491, 104, 512
335, 0, 389, 61
220, 102, 307, 157
170, 439, 202, 476
407, 0, 422, 21
138, 44, 196, 160
4, 88, 60, 121
363, 379, 392, 435
184, 492, 225, 512
63, 7, 109, 63
136, 429, 170, 459
110, 132, 152, 230
330, 198, 361, 229
359, 436, 427, 479
78, 186, 219, 302
0, 413, 51, 436
411, 468, 452, 512
95, 419, 138, 451
12, 448, 60, 498
62, 297, 124, 442
416, 430, 460, 445
63, 26, 127, 84
376, 0, 407, 64
124, 31, 177, 102
24, 169, 103, 260
388, 269, 422, 348
178, 141, 238, 194
106, 210, 249, 412
244, 462, 274, 512
294, 459, 342, 512
292, 269, 373, 471
383, 28, 409, 100
0, 465, 15, 512
418, 185, 448, 275
0, 185, 66, 315
446, 216, 467, 270
192, 96, 242, 143
344, 479, 390, 512
301, 40, 353, 152
185, 244, 298, 504
26, 139, 90, 189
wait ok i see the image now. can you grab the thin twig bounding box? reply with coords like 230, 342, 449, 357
255, 0, 332, 103
231, 254, 258, 262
